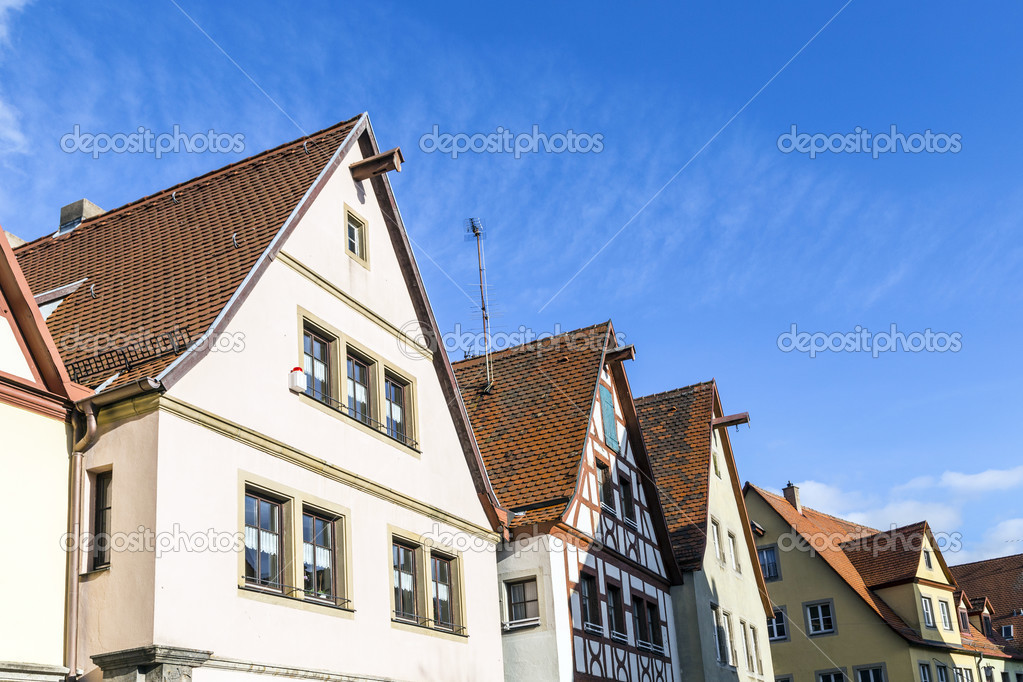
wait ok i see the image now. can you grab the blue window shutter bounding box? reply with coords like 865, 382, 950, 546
599, 385, 620, 452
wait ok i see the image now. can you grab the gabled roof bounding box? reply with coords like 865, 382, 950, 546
951, 553, 1023, 657
14, 116, 361, 389
0, 225, 90, 416
635, 381, 714, 571
452, 322, 610, 524
841, 521, 957, 589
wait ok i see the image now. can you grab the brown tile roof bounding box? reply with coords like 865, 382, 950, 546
635, 381, 715, 572
840, 521, 931, 588
14, 116, 360, 389
451, 322, 610, 525
951, 553, 1023, 657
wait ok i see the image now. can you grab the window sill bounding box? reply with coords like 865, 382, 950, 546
298, 392, 421, 456
237, 584, 354, 616
80, 565, 111, 580
391, 617, 469, 642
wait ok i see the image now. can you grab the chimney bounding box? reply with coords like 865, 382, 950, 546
58, 199, 104, 235
782, 481, 801, 513
5, 231, 26, 248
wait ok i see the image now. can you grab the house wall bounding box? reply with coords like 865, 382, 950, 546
0, 400, 69, 670
676, 426, 773, 682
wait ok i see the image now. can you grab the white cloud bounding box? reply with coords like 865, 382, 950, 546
0, 0, 30, 43
937, 465, 1023, 495
0, 0, 30, 155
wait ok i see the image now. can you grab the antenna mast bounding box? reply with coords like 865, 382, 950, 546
466, 217, 493, 389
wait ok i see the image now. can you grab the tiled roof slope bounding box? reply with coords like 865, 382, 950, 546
952, 553, 1023, 656
840, 521, 930, 588
635, 381, 714, 572
14, 116, 360, 389
746, 484, 928, 643
451, 322, 610, 525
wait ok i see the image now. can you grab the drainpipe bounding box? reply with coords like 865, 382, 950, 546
65, 378, 163, 681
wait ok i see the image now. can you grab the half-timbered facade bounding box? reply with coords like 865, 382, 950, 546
453, 322, 681, 682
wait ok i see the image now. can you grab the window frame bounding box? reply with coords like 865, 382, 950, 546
243, 489, 286, 592
804, 599, 837, 636
636, 597, 651, 647
302, 323, 334, 405
579, 572, 601, 633
768, 606, 790, 642
923, 548, 933, 569
430, 552, 457, 631
936, 665, 949, 682
853, 663, 887, 682
598, 383, 620, 453
607, 583, 627, 640
384, 372, 411, 445
505, 577, 540, 628
939, 600, 953, 630
711, 518, 723, 562
920, 663, 933, 682
728, 531, 741, 573
922, 596, 936, 628
646, 600, 664, 649
759, 544, 781, 581
597, 460, 616, 514
301, 507, 340, 603
620, 472, 637, 526
91, 470, 113, 570
344, 204, 369, 266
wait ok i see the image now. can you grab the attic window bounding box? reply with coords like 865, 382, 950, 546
345, 208, 368, 265
598, 385, 619, 453
923, 549, 933, 569
1003, 624, 1014, 640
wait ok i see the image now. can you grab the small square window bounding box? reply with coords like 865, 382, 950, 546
936, 665, 949, 682
768, 608, 788, 640
346, 212, 366, 261
920, 664, 933, 682
923, 548, 933, 569
507, 578, 539, 624
820, 673, 844, 682
806, 601, 835, 635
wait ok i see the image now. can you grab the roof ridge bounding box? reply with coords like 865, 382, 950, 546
14, 114, 363, 255
450, 320, 610, 366
636, 380, 716, 404
950, 552, 1023, 568
750, 483, 880, 533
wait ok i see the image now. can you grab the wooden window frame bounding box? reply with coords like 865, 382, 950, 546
579, 572, 601, 630
619, 472, 637, 525
768, 606, 789, 641
804, 599, 837, 636
392, 541, 420, 623
607, 583, 626, 638
597, 461, 616, 514
598, 384, 620, 453
244, 489, 285, 592
759, 545, 781, 581
346, 349, 373, 426
344, 205, 369, 267
301, 507, 338, 603
505, 577, 540, 627
431, 553, 456, 631
91, 470, 113, 570
302, 323, 334, 405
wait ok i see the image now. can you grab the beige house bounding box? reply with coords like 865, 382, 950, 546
0, 229, 90, 682
743, 483, 1023, 682
14, 114, 508, 682
637, 381, 775, 682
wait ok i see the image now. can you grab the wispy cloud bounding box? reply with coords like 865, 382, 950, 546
0, 0, 30, 155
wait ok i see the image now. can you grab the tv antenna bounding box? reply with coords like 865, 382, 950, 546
465, 217, 493, 390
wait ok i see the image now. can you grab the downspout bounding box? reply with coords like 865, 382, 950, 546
65, 378, 163, 681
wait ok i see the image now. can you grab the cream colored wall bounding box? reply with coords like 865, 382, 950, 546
743, 491, 917, 681
144, 412, 501, 681
0, 315, 34, 380
496, 535, 565, 682
76, 410, 161, 682
677, 429, 773, 682
0, 401, 68, 667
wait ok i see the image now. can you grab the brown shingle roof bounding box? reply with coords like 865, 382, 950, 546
635, 381, 715, 572
840, 521, 931, 588
14, 116, 360, 389
451, 322, 610, 524
951, 553, 1023, 657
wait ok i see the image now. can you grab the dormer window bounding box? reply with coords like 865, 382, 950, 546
959, 608, 970, 631
982, 614, 993, 637
923, 549, 933, 569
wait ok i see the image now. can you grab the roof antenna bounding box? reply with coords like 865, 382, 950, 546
303, 141, 309, 154
465, 217, 493, 392
172, 191, 178, 203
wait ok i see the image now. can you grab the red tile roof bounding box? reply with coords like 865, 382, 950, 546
635, 381, 714, 572
951, 553, 1023, 657
840, 521, 932, 588
451, 322, 610, 525
14, 116, 360, 389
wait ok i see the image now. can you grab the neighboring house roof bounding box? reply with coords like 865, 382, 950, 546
634, 381, 714, 572
14, 116, 361, 389
638, 381, 773, 614
12, 114, 505, 532
841, 521, 957, 589
0, 225, 90, 417
452, 322, 610, 524
952, 554, 1023, 657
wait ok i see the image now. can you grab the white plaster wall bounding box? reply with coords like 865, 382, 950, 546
0, 401, 68, 667
497, 535, 562, 682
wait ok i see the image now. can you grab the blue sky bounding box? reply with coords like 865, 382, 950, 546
1, 1, 1020, 562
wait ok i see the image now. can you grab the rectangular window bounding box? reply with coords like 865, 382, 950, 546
431, 555, 454, 630
244, 492, 282, 590
635, 598, 649, 645
646, 601, 663, 648
346, 212, 365, 260
722, 611, 735, 665
820, 674, 844, 682
507, 578, 539, 623
597, 461, 615, 512
346, 353, 371, 424
983, 614, 993, 636
302, 510, 335, 601
937, 666, 949, 682
92, 471, 112, 569
924, 548, 933, 569
922, 596, 935, 627
392, 542, 418, 622
740, 621, 751, 670
580, 573, 600, 628
940, 601, 953, 630
384, 375, 408, 443
960, 608, 970, 631
750, 626, 762, 673
607, 585, 625, 636
711, 519, 722, 561
768, 608, 788, 640
920, 664, 932, 682
858, 668, 885, 682
711, 605, 724, 661
728, 532, 741, 572
806, 601, 835, 635
620, 474, 636, 524
759, 546, 780, 581
1002, 624, 1014, 639
303, 326, 332, 404
1000, 673, 1009, 682
598, 384, 619, 452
